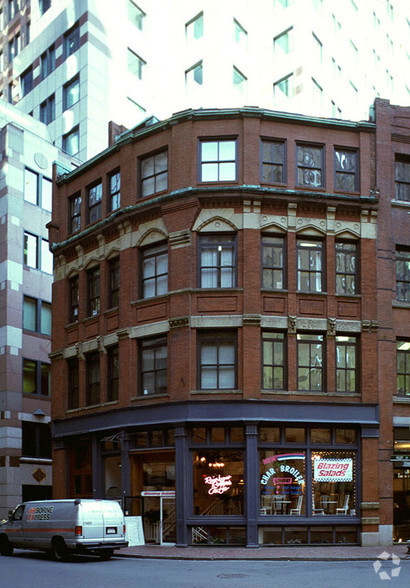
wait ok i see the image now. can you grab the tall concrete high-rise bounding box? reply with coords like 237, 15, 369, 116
0, 0, 409, 162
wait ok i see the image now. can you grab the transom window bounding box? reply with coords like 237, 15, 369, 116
395, 159, 410, 201
262, 235, 285, 289
140, 150, 168, 197
199, 139, 237, 182
336, 336, 358, 393
297, 144, 324, 188
335, 149, 358, 192
335, 241, 358, 295
261, 139, 286, 183
397, 340, 410, 396
198, 332, 237, 390
262, 332, 286, 390
87, 181, 102, 224
297, 239, 323, 292
198, 234, 237, 288
297, 334, 324, 391
141, 243, 168, 298
140, 336, 167, 396
396, 249, 410, 302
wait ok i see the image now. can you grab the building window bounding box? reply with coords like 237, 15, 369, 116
140, 150, 168, 197
39, 0, 51, 15
87, 181, 102, 224
233, 66, 247, 89
87, 266, 100, 316
199, 139, 237, 182
198, 331, 237, 390
397, 340, 410, 396
395, 158, 410, 201
69, 193, 81, 234
62, 126, 79, 156
63, 75, 80, 110
140, 336, 167, 396
64, 23, 80, 57
234, 18, 247, 44
22, 422, 51, 459
23, 297, 51, 335
335, 149, 358, 192
40, 44, 55, 79
336, 336, 358, 393
109, 257, 120, 308
69, 275, 79, 322
396, 249, 410, 302
185, 61, 203, 87
24, 168, 38, 205
108, 170, 120, 211
297, 334, 324, 391
261, 139, 286, 183
86, 352, 100, 406
262, 235, 285, 290
274, 74, 293, 98
42, 177, 52, 212
141, 243, 168, 298
23, 232, 52, 273
335, 241, 358, 295
40, 94, 55, 124
297, 239, 324, 292
23, 359, 50, 396
297, 144, 324, 187
8, 34, 19, 63
274, 27, 292, 54
21, 67, 33, 97
107, 346, 119, 402
186, 12, 203, 40
312, 33, 322, 62
127, 48, 145, 79
128, 1, 145, 29
67, 357, 79, 409
262, 332, 285, 390
198, 234, 237, 288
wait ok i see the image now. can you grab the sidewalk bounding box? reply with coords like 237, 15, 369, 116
118, 543, 410, 561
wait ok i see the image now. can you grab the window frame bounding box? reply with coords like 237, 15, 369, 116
40, 44, 55, 80
185, 12, 204, 40
335, 240, 358, 295
87, 180, 103, 224
63, 75, 80, 110
197, 233, 237, 289
334, 148, 359, 193
297, 238, 324, 292
261, 234, 286, 290
297, 333, 325, 392
262, 331, 286, 390
23, 296, 51, 335
296, 143, 325, 188
107, 345, 119, 402
198, 331, 237, 390
23, 358, 51, 397
396, 248, 410, 303
64, 23, 80, 58
395, 158, 410, 202
140, 242, 168, 299
21, 67, 33, 97
67, 357, 80, 410
87, 266, 101, 317
108, 169, 121, 211
128, 0, 145, 30
39, 94, 55, 124
139, 149, 168, 198
69, 192, 81, 234
22, 421, 51, 459
260, 138, 286, 184
108, 256, 120, 308
62, 126, 80, 156
86, 351, 100, 406
139, 335, 168, 396
127, 47, 146, 79
198, 138, 238, 183
69, 274, 79, 323
336, 335, 358, 393
397, 340, 410, 396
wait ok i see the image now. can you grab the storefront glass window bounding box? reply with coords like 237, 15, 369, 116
311, 428, 331, 444
260, 427, 280, 443
260, 451, 306, 515
335, 429, 356, 444
312, 450, 356, 515
193, 450, 244, 516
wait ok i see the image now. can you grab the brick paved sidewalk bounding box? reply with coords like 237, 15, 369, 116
117, 543, 410, 561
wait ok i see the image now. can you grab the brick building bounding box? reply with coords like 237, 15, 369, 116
48, 103, 406, 547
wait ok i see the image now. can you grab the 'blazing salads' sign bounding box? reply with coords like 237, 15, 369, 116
313, 458, 353, 482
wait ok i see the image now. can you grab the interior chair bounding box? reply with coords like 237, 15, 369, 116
336, 495, 350, 515
290, 495, 303, 515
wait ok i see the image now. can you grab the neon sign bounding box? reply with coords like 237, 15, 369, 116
204, 474, 232, 495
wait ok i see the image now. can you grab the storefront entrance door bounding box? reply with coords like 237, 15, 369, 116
141, 492, 176, 544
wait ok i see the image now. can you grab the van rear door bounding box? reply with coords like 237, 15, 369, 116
101, 502, 124, 541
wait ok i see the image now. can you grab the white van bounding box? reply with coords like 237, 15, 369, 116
0, 499, 128, 561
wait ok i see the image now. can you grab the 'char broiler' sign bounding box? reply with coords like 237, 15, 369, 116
313, 458, 353, 482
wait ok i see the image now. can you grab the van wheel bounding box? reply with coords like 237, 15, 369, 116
99, 549, 114, 560
51, 537, 69, 562
0, 535, 13, 556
